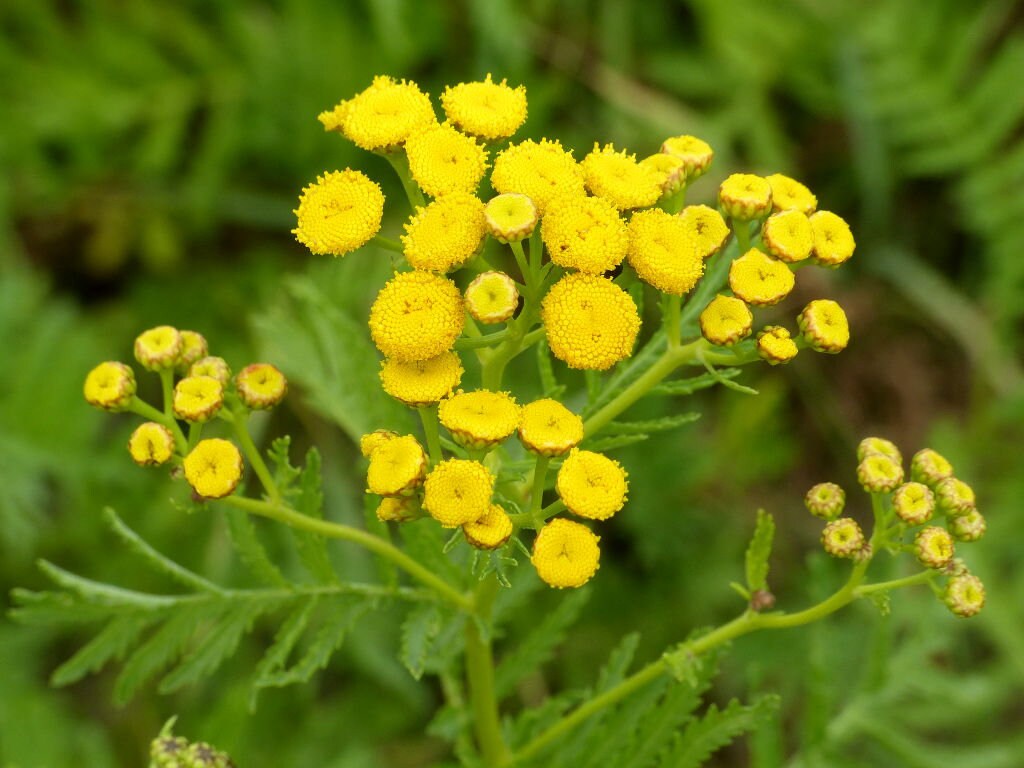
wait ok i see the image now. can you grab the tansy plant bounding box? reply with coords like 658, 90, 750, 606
14, 75, 986, 767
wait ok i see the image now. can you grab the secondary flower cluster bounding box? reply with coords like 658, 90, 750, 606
806, 438, 985, 618
83, 326, 288, 501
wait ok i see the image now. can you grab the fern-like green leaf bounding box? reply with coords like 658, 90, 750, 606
400, 603, 443, 681
581, 434, 650, 452
648, 369, 743, 397
50, 613, 157, 687
744, 509, 775, 593
602, 412, 701, 436
250, 598, 319, 709
224, 507, 289, 587
291, 448, 337, 584
662, 695, 780, 768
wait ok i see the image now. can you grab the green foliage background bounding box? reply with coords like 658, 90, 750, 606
3, 0, 1024, 765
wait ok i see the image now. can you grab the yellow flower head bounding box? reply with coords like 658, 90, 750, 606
463, 503, 514, 550
236, 363, 288, 410
405, 123, 489, 198
439, 389, 521, 449
857, 453, 904, 493
173, 375, 224, 423
423, 459, 495, 527
379, 352, 464, 407
857, 436, 902, 464
366, 434, 428, 496
699, 295, 753, 347
950, 508, 986, 543
484, 193, 537, 243
762, 210, 813, 263
660, 135, 714, 179
911, 448, 953, 487
627, 209, 705, 295
944, 573, 985, 618
84, 361, 136, 411
935, 477, 976, 517
518, 398, 584, 457
542, 193, 629, 274
810, 211, 856, 267
798, 299, 849, 353
441, 74, 527, 141
678, 205, 729, 261
639, 153, 687, 195
190, 356, 231, 386
183, 438, 243, 499
531, 518, 600, 588
729, 249, 795, 306
756, 326, 798, 365
581, 144, 663, 211
128, 422, 175, 466
893, 482, 935, 526
822, 517, 866, 559
766, 173, 817, 214
541, 273, 641, 370
915, 526, 954, 569
293, 170, 385, 256
369, 271, 465, 362
402, 193, 487, 272
556, 449, 628, 521
135, 325, 182, 371
465, 272, 520, 324
377, 496, 420, 523
318, 75, 435, 152
491, 139, 585, 215
719, 173, 772, 221
360, 429, 399, 458
804, 482, 845, 520
176, 330, 208, 371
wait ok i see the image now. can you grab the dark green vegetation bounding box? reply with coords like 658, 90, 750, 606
3, 1, 1024, 765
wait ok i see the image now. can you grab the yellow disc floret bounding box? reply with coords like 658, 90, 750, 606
627, 208, 704, 295
700, 295, 753, 346
369, 271, 465, 362
719, 173, 772, 221
756, 326, 798, 365
465, 272, 519, 324
128, 422, 175, 466
491, 139, 585, 215
766, 173, 817, 214
581, 144, 663, 210
518, 399, 584, 457
541, 193, 628, 274
660, 135, 714, 179
678, 205, 729, 261
318, 76, 435, 152
135, 325, 182, 370
423, 459, 495, 527
405, 123, 489, 198
484, 193, 537, 243
439, 390, 521, 449
762, 210, 813, 263
366, 434, 428, 496
235, 363, 287, 410
379, 352, 464, 407
729, 249, 795, 306
463, 503, 514, 550
183, 438, 243, 499
810, 211, 856, 267
798, 299, 849, 353
556, 449, 628, 521
541, 273, 641, 370
293, 170, 385, 257
402, 194, 487, 272
441, 74, 527, 141
173, 376, 224, 423
84, 361, 136, 411
531, 518, 601, 589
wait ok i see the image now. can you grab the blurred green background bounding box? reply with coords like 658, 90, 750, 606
3, 0, 1024, 765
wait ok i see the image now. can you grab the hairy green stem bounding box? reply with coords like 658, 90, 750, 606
465, 574, 510, 766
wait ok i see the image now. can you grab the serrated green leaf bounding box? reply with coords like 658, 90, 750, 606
745, 509, 775, 593
649, 369, 743, 397
401, 518, 464, 587
268, 436, 302, 496
8, 589, 128, 625
618, 670, 715, 768
223, 507, 289, 587
663, 695, 780, 768
51, 613, 157, 687
581, 434, 650, 452
291, 448, 336, 584
603, 412, 700, 435
536, 339, 561, 397
250, 598, 319, 709
36, 560, 177, 610
579, 678, 670, 768
400, 603, 443, 680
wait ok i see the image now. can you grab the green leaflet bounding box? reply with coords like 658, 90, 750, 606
399, 603, 443, 681
51, 613, 157, 687
249, 598, 318, 709
224, 507, 289, 587
744, 509, 775, 594
661, 695, 780, 768
601, 412, 701, 436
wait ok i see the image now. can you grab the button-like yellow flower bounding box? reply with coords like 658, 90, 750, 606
379, 352, 464, 407
369, 271, 465, 362
915, 526, 954, 569
318, 76, 435, 152
235, 363, 288, 410
639, 153, 687, 195
822, 517, 866, 559
518, 399, 584, 457
463, 503, 514, 550
491, 138, 585, 215
360, 429, 399, 458
719, 173, 772, 221
183, 438, 243, 499
944, 573, 985, 618
541, 273, 641, 370
910, 448, 953, 487
892, 482, 935, 525
556, 449, 628, 521
766, 173, 817, 214
189, 356, 231, 386
483, 193, 537, 243
935, 477, 976, 517
128, 422, 175, 466
84, 361, 136, 411
439, 390, 521, 449
402, 193, 487, 272
729, 249, 795, 306
810, 211, 855, 267
756, 326, 798, 365
627, 209, 705, 295
465, 272, 519, 324
581, 144, 663, 211
173, 375, 224, 423
798, 299, 849, 353
366, 434, 428, 496
857, 453, 904, 493
376, 496, 420, 523
857, 436, 902, 464
660, 135, 714, 179
542, 193, 628, 274
699, 295, 753, 347
762, 210, 813, 263
441, 74, 527, 141
949, 509, 985, 542
804, 482, 845, 520
135, 326, 182, 370
293, 170, 385, 257
405, 123, 489, 198
678, 205, 729, 261
423, 459, 495, 527
176, 331, 208, 371
531, 518, 600, 588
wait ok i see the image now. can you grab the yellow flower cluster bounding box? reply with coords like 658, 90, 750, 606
581, 144, 663, 210
531, 519, 601, 589
465, 272, 519, 324
491, 138, 585, 215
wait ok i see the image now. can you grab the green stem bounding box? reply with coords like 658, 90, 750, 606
665, 294, 682, 348
456, 330, 511, 350
465, 574, 510, 766
187, 422, 203, 450
222, 495, 472, 611
510, 240, 533, 296
383, 151, 426, 209
854, 570, 935, 596
732, 218, 751, 254
159, 369, 175, 420
529, 456, 550, 527
128, 396, 188, 454
373, 234, 403, 253
227, 410, 281, 503
418, 406, 443, 465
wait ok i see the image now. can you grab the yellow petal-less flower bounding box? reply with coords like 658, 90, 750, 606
402, 194, 487, 272
729, 249, 795, 306
423, 459, 495, 527
766, 173, 817, 214
369, 271, 465, 362
465, 272, 519, 324
822, 517, 866, 559
719, 173, 772, 221
135, 325, 182, 370
660, 135, 714, 179
518, 399, 584, 457
235, 364, 287, 410
83, 361, 136, 411
190, 356, 231, 386
678, 205, 730, 261
439, 390, 521, 449
360, 429, 399, 458
183, 438, 243, 499
810, 211, 856, 267
128, 422, 175, 466
700, 295, 753, 347
915, 526, 954, 569
483, 193, 537, 243
762, 210, 813, 263
944, 573, 985, 618
491, 139, 585, 215
173, 375, 224, 423
798, 299, 849, 353
176, 330, 208, 371
405, 123, 489, 198
379, 352, 464, 407
377, 496, 420, 523
293, 170, 385, 256
911, 448, 954, 487
319, 76, 435, 152
366, 434, 428, 496
627, 209, 705, 295
556, 449, 628, 521
756, 326, 798, 365
463, 503, 514, 550
541, 193, 629, 274
531, 518, 600, 588
581, 144, 663, 211
893, 482, 935, 525
857, 436, 902, 464
639, 153, 687, 195
541, 273, 641, 371
441, 74, 527, 141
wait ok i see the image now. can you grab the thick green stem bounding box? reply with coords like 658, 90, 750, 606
227, 411, 281, 503
732, 218, 751, 254
456, 330, 511, 350
529, 456, 550, 527
510, 240, 533, 297
465, 574, 510, 766
129, 396, 187, 454
665, 294, 682, 348
373, 234, 403, 253
418, 406, 444, 465
383, 151, 426, 209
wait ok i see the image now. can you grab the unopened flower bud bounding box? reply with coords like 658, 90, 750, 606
699, 294, 752, 347
911, 448, 954, 486
189, 356, 231, 386
439, 390, 521, 450
719, 173, 772, 221
173, 375, 224, 423
943, 573, 985, 618
805, 482, 845, 520
756, 325, 798, 365
151, 734, 189, 767
128, 422, 176, 466
518, 398, 584, 457
915, 526, 955, 569
484, 193, 537, 243
857, 436, 902, 464
183, 439, 243, 499
822, 517, 866, 559
83, 361, 136, 411
463, 503, 514, 550
176, 330, 208, 371
360, 429, 399, 458
949, 508, 986, 542
465, 271, 519, 324
935, 476, 976, 517
183, 741, 233, 768
135, 325, 183, 370
376, 496, 421, 523
366, 435, 427, 496
661, 135, 713, 180
857, 453, 904, 493
798, 299, 850, 354
639, 153, 687, 195
762, 210, 813, 263
236, 363, 288, 410
892, 482, 934, 525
